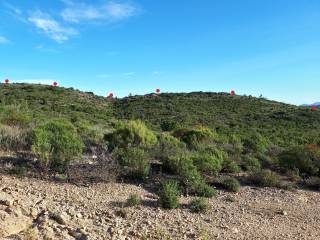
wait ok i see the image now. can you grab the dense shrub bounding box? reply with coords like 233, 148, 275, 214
32, 120, 83, 172
250, 169, 281, 187
127, 194, 142, 206
162, 154, 216, 197
190, 198, 210, 213
221, 177, 241, 192
279, 146, 320, 176
104, 120, 157, 150
191, 152, 223, 175
223, 159, 241, 173
0, 125, 32, 151
158, 180, 180, 209
228, 134, 244, 155
160, 120, 179, 131
74, 121, 105, 146
242, 156, 261, 172
114, 147, 150, 179
156, 133, 186, 160
0, 105, 32, 127
243, 131, 269, 153
173, 126, 217, 149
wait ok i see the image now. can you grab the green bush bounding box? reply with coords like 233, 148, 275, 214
74, 121, 105, 146
191, 152, 223, 175
156, 133, 186, 160
7, 165, 28, 176
32, 120, 83, 172
0, 105, 32, 127
160, 120, 179, 131
279, 146, 320, 176
163, 154, 216, 197
223, 159, 241, 173
158, 180, 180, 209
228, 134, 244, 155
221, 177, 241, 192
250, 169, 281, 187
190, 198, 210, 213
127, 194, 142, 206
242, 156, 261, 172
173, 126, 217, 149
242, 131, 269, 153
104, 120, 157, 150
113, 147, 150, 180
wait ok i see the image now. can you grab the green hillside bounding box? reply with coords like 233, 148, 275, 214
114, 92, 320, 146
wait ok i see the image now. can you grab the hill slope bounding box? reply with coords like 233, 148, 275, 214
1, 84, 320, 147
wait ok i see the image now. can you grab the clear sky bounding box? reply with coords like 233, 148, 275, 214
0, 0, 319, 105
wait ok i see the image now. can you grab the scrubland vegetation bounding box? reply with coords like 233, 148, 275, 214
1, 83, 320, 211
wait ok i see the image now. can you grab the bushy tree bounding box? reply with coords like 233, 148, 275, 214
32, 120, 83, 172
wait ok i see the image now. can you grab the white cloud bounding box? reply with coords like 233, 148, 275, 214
0, 36, 9, 44
28, 11, 78, 43
61, 1, 138, 23
14, 79, 57, 85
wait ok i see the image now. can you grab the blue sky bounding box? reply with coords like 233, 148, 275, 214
0, 0, 319, 105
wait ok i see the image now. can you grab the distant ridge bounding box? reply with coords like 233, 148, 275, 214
302, 102, 320, 107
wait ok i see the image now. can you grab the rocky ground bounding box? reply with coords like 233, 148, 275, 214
1, 173, 320, 240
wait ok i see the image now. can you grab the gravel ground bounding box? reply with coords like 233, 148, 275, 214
0, 174, 320, 240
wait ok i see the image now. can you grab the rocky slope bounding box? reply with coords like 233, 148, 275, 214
1, 174, 320, 240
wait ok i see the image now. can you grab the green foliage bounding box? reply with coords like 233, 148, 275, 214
127, 194, 142, 206
221, 177, 241, 192
74, 121, 105, 146
158, 180, 180, 209
250, 169, 281, 187
191, 151, 223, 175
223, 159, 241, 173
0, 105, 32, 127
156, 133, 186, 160
162, 154, 216, 197
242, 131, 269, 153
32, 120, 84, 172
279, 145, 320, 176
160, 120, 179, 131
113, 147, 150, 180
173, 126, 217, 149
189, 198, 210, 213
242, 155, 261, 172
105, 120, 157, 150
7, 165, 28, 176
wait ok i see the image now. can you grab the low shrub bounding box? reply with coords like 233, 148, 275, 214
104, 120, 157, 150
250, 169, 281, 187
173, 126, 217, 149
242, 156, 261, 172
221, 177, 241, 192
160, 120, 179, 131
127, 194, 142, 206
223, 159, 241, 173
190, 198, 210, 213
32, 120, 84, 172
158, 180, 180, 209
113, 147, 150, 180
279, 146, 320, 176
7, 165, 28, 176
191, 150, 224, 175
242, 131, 269, 153
156, 133, 186, 160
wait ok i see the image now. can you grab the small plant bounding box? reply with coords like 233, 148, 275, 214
250, 169, 281, 187
221, 177, 241, 192
190, 198, 210, 213
158, 180, 180, 209
127, 194, 142, 207
305, 176, 320, 190
191, 151, 223, 175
